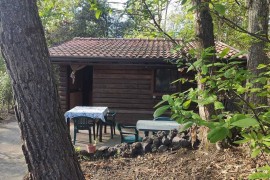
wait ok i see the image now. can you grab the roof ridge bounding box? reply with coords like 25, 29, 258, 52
216, 41, 240, 52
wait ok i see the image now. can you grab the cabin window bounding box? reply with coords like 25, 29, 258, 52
154, 69, 178, 93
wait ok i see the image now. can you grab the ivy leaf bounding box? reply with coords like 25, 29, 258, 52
207, 126, 229, 143
214, 4, 226, 15
154, 105, 170, 118
231, 118, 259, 128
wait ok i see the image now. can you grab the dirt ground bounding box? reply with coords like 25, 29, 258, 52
0, 114, 27, 180
80, 143, 266, 180
1, 114, 267, 180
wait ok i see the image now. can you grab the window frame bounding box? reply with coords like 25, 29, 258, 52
152, 68, 179, 95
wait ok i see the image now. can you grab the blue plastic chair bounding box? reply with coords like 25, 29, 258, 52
116, 123, 142, 144
154, 116, 173, 121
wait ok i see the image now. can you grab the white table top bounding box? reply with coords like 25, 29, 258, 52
64, 106, 109, 122
136, 120, 181, 131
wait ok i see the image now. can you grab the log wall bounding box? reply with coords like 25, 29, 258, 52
57, 65, 68, 112
92, 65, 157, 124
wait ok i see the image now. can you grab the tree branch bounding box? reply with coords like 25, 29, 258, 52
231, 90, 267, 135
141, 0, 178, 45
213, 11, 270, 43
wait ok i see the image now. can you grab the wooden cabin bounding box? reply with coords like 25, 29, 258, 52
49, 38, 245, 124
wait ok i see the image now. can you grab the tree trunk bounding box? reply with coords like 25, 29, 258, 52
193, 0, 216, 120
247, 0, 270, 106
193, 0, 216, 149
0, 1, 84, 179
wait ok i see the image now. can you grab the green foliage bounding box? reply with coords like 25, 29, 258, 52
0, 56, 13, 111
154, 47, 270, 176
38, 0, 134, 45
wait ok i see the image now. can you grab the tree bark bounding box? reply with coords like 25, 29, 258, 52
247, 0, 270, 106
0, 1, 84, 179
192, 0, 216, 149
193, 0, 216, 120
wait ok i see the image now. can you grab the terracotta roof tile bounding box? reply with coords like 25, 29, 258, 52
49, 38, 246, 60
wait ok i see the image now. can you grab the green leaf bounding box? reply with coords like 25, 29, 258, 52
181, 0, 188, 5
201, 65, 208, 75
187, 65, 194, 72
224, 68, 236, 78
229, 51, 247, 60
236, 85, 246, 94
249, 172, 270, 179
231, 118, 259, 128
257, 166, 270, 171
188, 5, 198, 12
95, 10, 101, 19
214, 101, 224, 110
257, 64, 267, 69
162, 95, 171, 101
234, 138, 250, 144
219, 47, 230, 58
154, 105, 170, 118
251, 148, 261, 158
183, 99, 191, 109
214, 4, 226, 15
179, 121, 194, 132
207, 126, 229, 143
262, 141, 270, 146
154, 100, 166, 108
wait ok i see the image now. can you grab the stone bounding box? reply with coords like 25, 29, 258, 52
153, 137, 161, 147
78, 150, 91, 157
151, 144, 158, 153
172, 136, 182, 144
162, 137, 171, 146
179, 138, 191, 148
171, 143, 181, 151
158, 145, 168, 153
114, 143, 129, 151
169, 129, 178, 140
142, 142, 152, 154
142, 136, 153, 144
156, 131, 167, 139
108, 147, 117, 156
133, 142, 142, 149
130, 142, 143, 157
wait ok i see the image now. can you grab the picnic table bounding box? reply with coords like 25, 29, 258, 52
136, 120, 182, 136
64, 106, 109, 142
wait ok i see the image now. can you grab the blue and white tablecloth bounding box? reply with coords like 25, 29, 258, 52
64, 106, 109, 122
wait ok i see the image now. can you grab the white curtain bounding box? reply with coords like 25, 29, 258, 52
70, 65, 86, 84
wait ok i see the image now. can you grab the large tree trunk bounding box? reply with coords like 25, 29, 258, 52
193, 0, 216, 120
193, 0, 216, 149
247, 0, 270, 106
0, 1, 84, 179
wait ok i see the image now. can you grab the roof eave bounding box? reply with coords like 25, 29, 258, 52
49, 56, 179, 65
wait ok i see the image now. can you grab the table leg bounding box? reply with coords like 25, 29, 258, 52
99, 122, 103, 142
144, 131, 149, 137
67, 118, 70, 132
